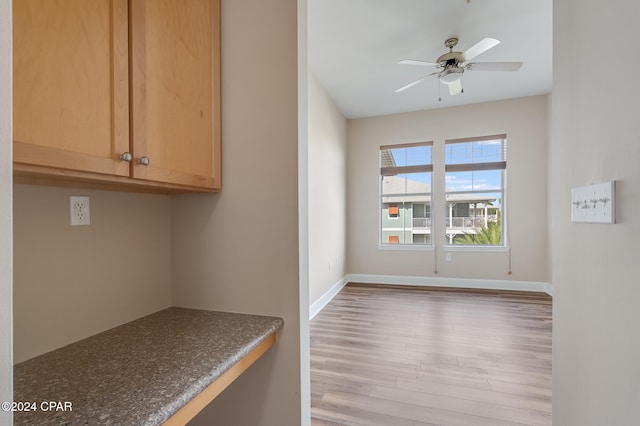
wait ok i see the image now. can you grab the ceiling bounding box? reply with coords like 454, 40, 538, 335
308, 0, 552, 119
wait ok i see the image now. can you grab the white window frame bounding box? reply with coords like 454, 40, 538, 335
443, 134, 508, 249
378, 141, 433, 249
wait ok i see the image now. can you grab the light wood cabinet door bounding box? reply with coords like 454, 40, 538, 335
13, 0, 130, 177
14, 0, 221, 193
130, 0, 221, 190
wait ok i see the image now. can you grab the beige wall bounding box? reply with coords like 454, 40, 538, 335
308, 72, 347, 306
347, 95, 548, 284
170, 0, 302, 424
551, 1, 640, 424
1, 0, 13, 420
13, 185, 172, 363
7, 0, 303, 422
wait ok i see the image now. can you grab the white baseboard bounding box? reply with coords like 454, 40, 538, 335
309, 274, 552, 320
346, 274, 553, 296
309, 277, 348, 320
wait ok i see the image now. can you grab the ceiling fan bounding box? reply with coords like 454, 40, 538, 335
395, 37, 522, 96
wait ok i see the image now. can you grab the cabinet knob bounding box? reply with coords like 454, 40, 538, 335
138, 156, 150, 166
119, 152, 133, 162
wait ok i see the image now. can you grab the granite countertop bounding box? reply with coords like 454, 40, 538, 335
13, 307, 284, 425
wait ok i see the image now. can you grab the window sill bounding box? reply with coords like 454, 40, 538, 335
444, 245, 510, 252
378, 244, 435, 251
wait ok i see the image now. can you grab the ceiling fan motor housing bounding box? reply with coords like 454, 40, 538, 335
436, 51, 462, 64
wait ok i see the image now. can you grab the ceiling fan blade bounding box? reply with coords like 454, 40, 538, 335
398, 59, 440, 67
394, 72, 438, 93
460, 37, 500, 62
465, 61, 523, 71
448, 79, 463, 96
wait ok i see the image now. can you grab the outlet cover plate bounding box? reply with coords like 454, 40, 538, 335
70, 196, 91, 226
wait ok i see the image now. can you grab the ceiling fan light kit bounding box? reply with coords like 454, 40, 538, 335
396, 36, 522, 98
439, 67, 463, 84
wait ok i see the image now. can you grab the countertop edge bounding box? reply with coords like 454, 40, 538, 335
14, 308, 285, 426
155, 316, 284, 424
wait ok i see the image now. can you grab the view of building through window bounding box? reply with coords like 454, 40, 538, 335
380, 142, 432, 245
380, 135, 506, 247
445, 135, 506, 245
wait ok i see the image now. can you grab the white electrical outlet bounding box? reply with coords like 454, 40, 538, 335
70, 196, 91, 226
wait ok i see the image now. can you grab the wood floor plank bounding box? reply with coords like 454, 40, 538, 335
395, 376, 552, 413
312, 399, 416, 426
310, 283, 552, 425
322, 391, 530, 426
369, 385, 552, 424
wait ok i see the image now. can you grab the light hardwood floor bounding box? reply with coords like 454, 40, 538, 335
310, 283, 552, 426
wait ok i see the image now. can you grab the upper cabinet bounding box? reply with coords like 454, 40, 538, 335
13, 0, 221, 192
129, 0, 220, 189
13, 0, 131, 179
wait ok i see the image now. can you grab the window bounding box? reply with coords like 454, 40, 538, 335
380, 142, 432, 246
444, 134, 506, 246
388, 203, 399, 219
